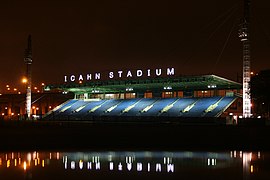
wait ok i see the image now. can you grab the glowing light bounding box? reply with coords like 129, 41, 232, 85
71, 161, 76, 169
11, 113, 14, 116
22, 78, 27, 84
250, 165, 254, 173
14, 88, 17, 91
79, 160, 83, 169
6, 85, 9, 88
250, 72, 254, 75
7, 160, 10, 168
1, 113, 4, 116
23, 161, 27, 171
137, 163, 143, 171
118, 163, 122, 171
49, 106, 52, 109
42, 160, 45, 167
167, 164, 174, 172
109, 162, 114, 170
41, 83, 45, 86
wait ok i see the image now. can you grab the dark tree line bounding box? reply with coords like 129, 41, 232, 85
250, 69, 270, 118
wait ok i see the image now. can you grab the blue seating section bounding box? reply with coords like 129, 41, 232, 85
204, 96, 237, 117
160, 98, 197, 117
44, 96, 237, 120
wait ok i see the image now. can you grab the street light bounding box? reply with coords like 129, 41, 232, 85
22, 78, 28, 84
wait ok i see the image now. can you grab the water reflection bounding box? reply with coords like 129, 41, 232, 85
0, 151, 269, 179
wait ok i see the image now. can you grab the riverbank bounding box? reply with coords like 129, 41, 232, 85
0, 120, 269, 151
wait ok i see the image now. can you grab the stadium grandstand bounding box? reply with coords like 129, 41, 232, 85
43, 74, 242, 121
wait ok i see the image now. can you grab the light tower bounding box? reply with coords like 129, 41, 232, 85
239, 0, 251, 118
24, 35, 32, 119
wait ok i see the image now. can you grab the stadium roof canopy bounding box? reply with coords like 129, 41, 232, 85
45, 75, 242, 94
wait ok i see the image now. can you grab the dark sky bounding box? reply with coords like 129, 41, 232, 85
0, 0, 269, 91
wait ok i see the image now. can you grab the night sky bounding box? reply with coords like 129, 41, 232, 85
0, 0, 269, 92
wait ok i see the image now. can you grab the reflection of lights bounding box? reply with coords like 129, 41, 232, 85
7, 160, 10, 168
118, 163, 123, 171
79, 160, 83, 169
71, 161, 76, 169
250, 165, 254, 173
23, 161, 27, 171
42, 160, 45, 167
27, 153, 31, 161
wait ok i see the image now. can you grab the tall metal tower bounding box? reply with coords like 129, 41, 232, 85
239, 0, 251, 118
24, 35, 32, 119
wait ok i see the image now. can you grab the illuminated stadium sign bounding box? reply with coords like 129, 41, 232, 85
64, 67, 175, 82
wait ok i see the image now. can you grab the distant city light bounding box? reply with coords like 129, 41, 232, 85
22, 78, 27, 84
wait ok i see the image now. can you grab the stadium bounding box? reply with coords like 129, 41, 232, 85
43, 69, 242, 123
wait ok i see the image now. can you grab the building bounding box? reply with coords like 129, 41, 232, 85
42, 74, 242, 121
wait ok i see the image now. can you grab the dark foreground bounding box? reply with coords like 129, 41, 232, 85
0, 119, 269, 151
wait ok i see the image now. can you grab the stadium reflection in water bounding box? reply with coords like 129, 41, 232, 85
0, 151, 269, 180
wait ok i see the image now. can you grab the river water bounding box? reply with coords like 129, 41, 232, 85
0, 150, 269, 180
